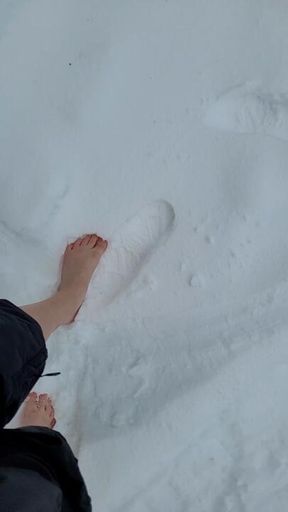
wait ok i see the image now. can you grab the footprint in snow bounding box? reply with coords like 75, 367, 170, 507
76, 199, 175, 320
204, 82, 288, 141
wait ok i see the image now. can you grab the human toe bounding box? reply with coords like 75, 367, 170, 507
85, 234, 98, 247
38, 394, 50, 408
79, 235, 92, 246
25, 392, 38, 404
72, 235, 89, 248
94, 237, 108, 252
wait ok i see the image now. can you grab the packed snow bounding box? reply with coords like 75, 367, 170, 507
2, 0, 288, 510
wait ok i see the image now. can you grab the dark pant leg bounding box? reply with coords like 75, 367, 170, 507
0, 299, 92, 511
0, 299, 47, 428
0, 427, 92, 512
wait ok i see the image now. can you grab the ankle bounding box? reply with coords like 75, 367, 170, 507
57, 280, 87, 299
52, 289, 84, 325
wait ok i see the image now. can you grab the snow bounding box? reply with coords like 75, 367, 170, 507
204, 82, 288, 141
2, 0, 288, 510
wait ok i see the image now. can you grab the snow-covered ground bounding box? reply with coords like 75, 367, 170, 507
2, 0, 288, 510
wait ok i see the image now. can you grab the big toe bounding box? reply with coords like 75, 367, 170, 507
94, 237, 108, 253
27, 392, 38, 403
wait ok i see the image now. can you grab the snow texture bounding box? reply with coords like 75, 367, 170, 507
78, 200, 175, 319
2, 0, 288, 511
205, 82, 288, 141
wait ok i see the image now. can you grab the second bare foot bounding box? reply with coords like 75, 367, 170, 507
20, 392, 56, 429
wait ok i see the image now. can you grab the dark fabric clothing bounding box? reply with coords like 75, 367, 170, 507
0, 299, 48, 429
0, 467, 63, 512
0, 299, 92, 512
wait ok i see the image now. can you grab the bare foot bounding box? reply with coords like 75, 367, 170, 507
20, 392, 56, 429
57, 234, 108, 323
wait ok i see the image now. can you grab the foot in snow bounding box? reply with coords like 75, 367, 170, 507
57, 233, 108, 323
20, 392, 56, 429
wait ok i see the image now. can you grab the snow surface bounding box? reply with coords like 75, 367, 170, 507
2, 0, 288, 510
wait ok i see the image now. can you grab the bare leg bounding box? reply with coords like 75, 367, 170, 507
20, 233, 108, 340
